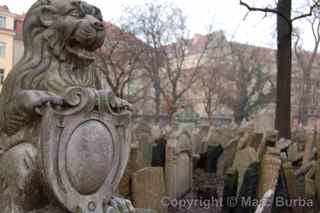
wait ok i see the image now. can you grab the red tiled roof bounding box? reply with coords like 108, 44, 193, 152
0, 5, 9, 13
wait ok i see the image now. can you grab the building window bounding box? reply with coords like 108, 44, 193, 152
0, 69, 4, 84
0, 42, 5, 57
0, 16, 6, 28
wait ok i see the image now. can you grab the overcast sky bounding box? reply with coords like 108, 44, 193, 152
1, 0, 317, 50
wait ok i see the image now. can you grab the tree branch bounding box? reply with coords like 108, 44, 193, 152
239, 0, 291, 26
292, 1, 320, 22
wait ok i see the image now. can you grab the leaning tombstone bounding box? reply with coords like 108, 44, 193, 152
232, 147, 259, 194
235, 162, 260, 213
0, 1, 140, 212
217, 137, 239, 176
257, 148, 282, 199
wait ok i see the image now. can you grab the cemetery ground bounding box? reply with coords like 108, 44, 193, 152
118, 111, 320, 213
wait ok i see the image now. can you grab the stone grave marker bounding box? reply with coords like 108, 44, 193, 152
257, 147, 282, 199
232, 147, 259, 194
134, 123, 154, 167
217, 137, 239, 176
166, 130, 193, 199
254, 190, 274, 213
118, 147, 145, 199
132, 167, 167, 213
253, 105, 275, 134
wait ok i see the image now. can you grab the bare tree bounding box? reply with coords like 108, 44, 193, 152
121, 2, 215, 122
95, 23, 149, 106
293, 6, 320, 125
220, 42, 275, 124
240, 0, 320, 139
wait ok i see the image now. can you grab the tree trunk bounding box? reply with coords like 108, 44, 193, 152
154, 87, 161, 124
275, 0, 292, 139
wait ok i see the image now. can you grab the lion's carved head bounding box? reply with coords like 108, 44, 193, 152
1, 0, 106, 104
28, 0, 105, 61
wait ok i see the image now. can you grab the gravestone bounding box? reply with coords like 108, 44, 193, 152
132, 167, 167, 213
192, 126, 209, 154
133, 123, 154, 167
166, 130, 193, 199
175, 105, 200, 128
217, 137, 239, 176
206, 127, 239, 147
253, 105, 275, 134
257, 148, 282, 199
232, 147, 259, 194
118, 147, 145, 199
288, 142, 299, 162
235, 162, 260, 213
305, 165, 316, 199
282, 162, 299, 204
254, 190, 274, 213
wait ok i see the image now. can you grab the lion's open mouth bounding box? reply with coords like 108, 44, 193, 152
66, 39, 95, 60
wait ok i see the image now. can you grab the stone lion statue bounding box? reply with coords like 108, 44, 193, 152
0, 0, 133, 212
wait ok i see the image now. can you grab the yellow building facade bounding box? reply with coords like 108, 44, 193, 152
0, 6, 15, 86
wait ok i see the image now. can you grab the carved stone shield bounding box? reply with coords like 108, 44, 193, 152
38, 88, 131, 213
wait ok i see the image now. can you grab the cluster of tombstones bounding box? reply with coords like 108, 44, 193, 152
118, 110, 320, 213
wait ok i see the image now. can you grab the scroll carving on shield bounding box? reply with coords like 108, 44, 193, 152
38, 87, 131, 213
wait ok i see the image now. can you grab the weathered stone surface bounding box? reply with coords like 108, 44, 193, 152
118, 147, 145, 198
305, 165, 316, 199
257, 148, 281, 199
287, 142, 299, 162
0, 0, 134, 212
254, 190, 274, 213
217, 137, 239, 176
295, 160, 316, 177
132, 167, 167, 213
192, 126, 209, 154
166, 130, 193, 199
135, 209, 158, 213
235, 162, 260, 213
283, 162, 299, 203
303, 134, 315, 165
276, 138, 292, 151
253, 105, 275, 134
133, 123, 154, 167
232, 147, 258, 194
249, 133, 263, 150
257, 130, 278, 160
205, 127, 239, 147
